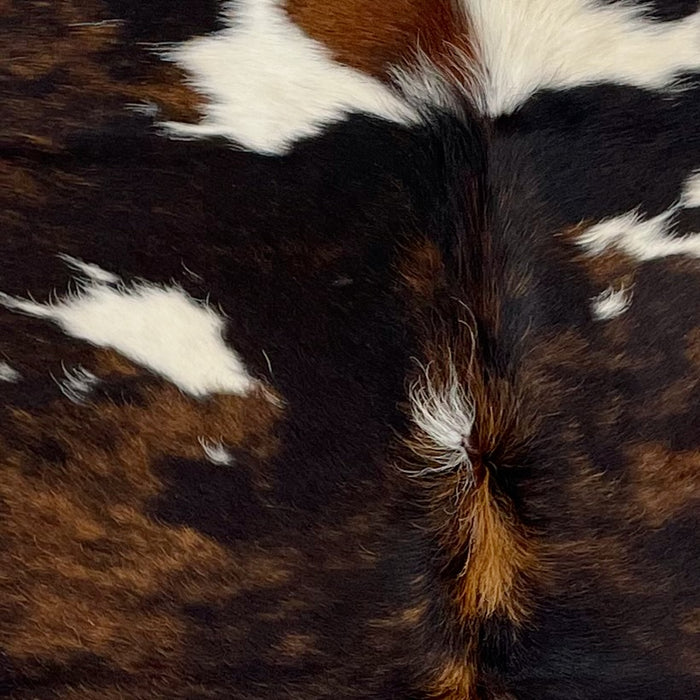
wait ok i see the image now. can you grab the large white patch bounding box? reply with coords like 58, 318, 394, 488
0, 258, 254, 398
577, 207, 700, 260
461, 0, 700, 115
160, 0, 417, 154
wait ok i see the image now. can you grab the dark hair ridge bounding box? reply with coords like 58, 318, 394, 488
0, 1, 699, 699
396, 85, 700, 694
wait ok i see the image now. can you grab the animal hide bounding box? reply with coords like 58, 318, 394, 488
1, 1, 699, 698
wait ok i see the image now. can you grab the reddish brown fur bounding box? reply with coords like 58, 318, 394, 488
687, 326, 700, 369
397, 238, 447, 307
285, 0, 474, 81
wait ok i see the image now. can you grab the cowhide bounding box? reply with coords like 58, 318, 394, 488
1, 1, 698, 698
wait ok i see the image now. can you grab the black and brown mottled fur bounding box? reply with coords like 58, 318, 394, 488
1, 2, 699, 699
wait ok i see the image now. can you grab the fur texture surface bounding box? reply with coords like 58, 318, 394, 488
1, 1, 699, 699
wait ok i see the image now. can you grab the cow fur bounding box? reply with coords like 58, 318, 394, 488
1, 1, 699, 698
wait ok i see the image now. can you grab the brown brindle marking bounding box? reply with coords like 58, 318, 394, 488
0, 348, 282, 673
452, 470, 536, 621
285, 0, 474, 80
627, 443, 700, 528
275, 632, 319, 660
686, 326, 700, 369
0, 160, 45, 206
397, 238, 447, 307
92, 348, 144, 377
0, 1, 202, 151
681, 608, 700, 635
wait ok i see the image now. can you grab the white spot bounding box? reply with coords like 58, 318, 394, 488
681, 171, 700, 209
54, 365, 100, 404
160, 0, 417, 154
577, 207, 700, 260
0, 260, 255, 398
0, 361, 20, 383
406, 360, 475, 478
199, 437, 235, 466
461, 0, 700, 115
58, 254, 120, 285
591, 284, 633, 321
126, 101, 161, 118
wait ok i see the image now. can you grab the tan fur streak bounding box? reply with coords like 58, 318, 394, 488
451, 469, 535, 621
405, 343, 537, 693
420, 357, 536, 622
427, 654, 477, 699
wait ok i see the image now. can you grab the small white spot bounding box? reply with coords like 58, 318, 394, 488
58, 254, 120, 285
591, 284, 633, 321
577, 207, 700, 260
160, 0, 417, 154
460, 0, 700, 115
0, 361, 20, 383
54, 365, 100, 404
0, 258, 255, 398
126, 101, 161, 118
681, 171, 700, 209
406, 360, 475, 478
199, 437, 235, 466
